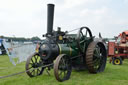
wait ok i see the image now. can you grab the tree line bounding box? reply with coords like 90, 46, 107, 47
0, 36, 41, 42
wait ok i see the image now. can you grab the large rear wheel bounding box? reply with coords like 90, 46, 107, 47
86, 41, 107, 73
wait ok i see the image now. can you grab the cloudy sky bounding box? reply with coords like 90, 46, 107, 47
0, 0, 128, 39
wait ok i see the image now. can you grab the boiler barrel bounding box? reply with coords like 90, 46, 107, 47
57, 44, 78, 57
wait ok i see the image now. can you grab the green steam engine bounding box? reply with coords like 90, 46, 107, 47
25, 4, 107, 82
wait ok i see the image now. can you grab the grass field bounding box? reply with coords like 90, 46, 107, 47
0, 55, 128, 85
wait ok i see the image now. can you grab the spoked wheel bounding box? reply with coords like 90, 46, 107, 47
26, 52, 45, 77
54, 54, 72, 82
86, 41, 107, 73
76, 27, 93, 53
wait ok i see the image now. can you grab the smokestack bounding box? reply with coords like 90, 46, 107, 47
47, 4, 55, 35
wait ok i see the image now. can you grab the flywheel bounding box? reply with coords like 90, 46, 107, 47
86, 41, 107, 73
76, 26, 93, 53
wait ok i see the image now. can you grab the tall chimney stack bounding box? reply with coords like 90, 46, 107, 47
47, 4, 55, 35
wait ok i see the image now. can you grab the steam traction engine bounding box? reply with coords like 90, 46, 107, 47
25, 4, 107, 82
108, 31, 128, 65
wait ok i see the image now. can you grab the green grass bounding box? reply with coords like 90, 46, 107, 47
0, 55, 128, 85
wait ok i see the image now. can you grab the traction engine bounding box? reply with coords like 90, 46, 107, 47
25, 4, 107, 82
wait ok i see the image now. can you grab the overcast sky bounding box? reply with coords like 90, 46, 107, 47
0, 0, 128, 39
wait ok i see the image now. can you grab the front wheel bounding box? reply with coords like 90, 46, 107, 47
112, 57, 122, 65
54, 54, 72, 82
26, 52, 45, 77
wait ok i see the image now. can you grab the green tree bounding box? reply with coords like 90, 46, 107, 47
31, 36, 41, 41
